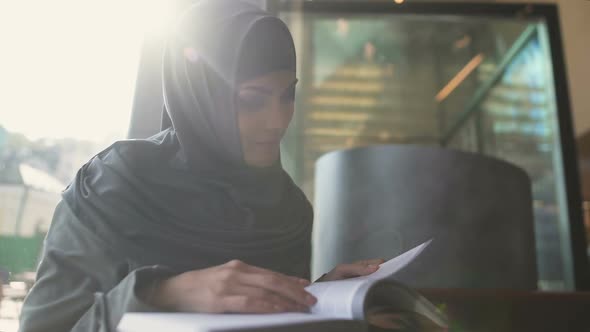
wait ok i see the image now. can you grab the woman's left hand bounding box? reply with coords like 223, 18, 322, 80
317, 258, 385, 282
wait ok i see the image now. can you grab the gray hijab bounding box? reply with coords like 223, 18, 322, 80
62, 0, 313, 278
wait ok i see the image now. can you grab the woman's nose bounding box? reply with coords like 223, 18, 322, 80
265, 98, 286, 130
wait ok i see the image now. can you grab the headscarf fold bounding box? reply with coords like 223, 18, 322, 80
62, 0, 312, 278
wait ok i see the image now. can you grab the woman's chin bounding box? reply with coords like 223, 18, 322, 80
245, 152, 280, 168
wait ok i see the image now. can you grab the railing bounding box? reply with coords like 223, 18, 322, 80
441, 24, 539, 147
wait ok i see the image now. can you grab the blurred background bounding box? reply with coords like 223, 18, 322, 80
1, 0, 589, 331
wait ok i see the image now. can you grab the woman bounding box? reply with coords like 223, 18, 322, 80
18, 1, 383, 331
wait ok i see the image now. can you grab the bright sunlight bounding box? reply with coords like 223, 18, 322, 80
0, 0, 175, 143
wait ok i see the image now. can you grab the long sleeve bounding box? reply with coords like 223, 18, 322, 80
18, 200, 174, 332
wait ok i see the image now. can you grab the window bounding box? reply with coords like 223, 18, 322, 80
0, 1, 172, 330
275, 1, 585, 290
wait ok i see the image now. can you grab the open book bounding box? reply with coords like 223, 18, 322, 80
118, 240, 447, 332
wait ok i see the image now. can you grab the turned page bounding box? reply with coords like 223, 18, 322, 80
306, 239, 432, 319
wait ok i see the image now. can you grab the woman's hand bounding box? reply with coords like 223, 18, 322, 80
145, 260, 317, 314
317, 258, 385, 282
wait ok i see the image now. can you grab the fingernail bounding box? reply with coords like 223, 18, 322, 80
299, 278, 311, 285
368, 264, 379, 269
306, 294, 317, 305
273, 304, 284, 311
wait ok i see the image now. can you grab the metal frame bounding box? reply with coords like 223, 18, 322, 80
269, 0, 589, 290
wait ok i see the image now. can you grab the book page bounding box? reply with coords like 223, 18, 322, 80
364, 280, 448, 328
305, 278, 370, 319
306, 239, 432, 319
353, 239, 432, 282
118, 312, 340, 332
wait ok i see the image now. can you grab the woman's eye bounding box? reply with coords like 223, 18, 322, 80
238, 95, 266, 111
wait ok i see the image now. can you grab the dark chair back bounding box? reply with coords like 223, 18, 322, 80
313, 145, 537, 289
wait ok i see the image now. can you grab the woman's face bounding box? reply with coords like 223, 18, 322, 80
236, 70, 297, 167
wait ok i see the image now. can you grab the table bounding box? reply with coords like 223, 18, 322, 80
419, 289, 590, 331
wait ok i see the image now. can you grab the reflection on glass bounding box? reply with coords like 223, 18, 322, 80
450, 29, 571, 290
279, 9, 572, 290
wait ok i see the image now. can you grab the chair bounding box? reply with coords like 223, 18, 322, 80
312, 145, 537, 289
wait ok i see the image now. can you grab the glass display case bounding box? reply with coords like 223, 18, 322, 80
271, 1, 587, 290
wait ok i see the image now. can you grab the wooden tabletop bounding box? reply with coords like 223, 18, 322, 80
418, 289, 590, 332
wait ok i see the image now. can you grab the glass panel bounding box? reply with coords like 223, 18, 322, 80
279, 6, 573, 290
452, 29, 572, 290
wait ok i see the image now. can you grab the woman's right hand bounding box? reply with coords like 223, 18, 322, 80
145, 260, 317, 314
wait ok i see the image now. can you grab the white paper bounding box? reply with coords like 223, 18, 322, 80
304, 239, 433, 318
354, 238, 432, 281
118, 312, 335, 332
305, 279, 367, 319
